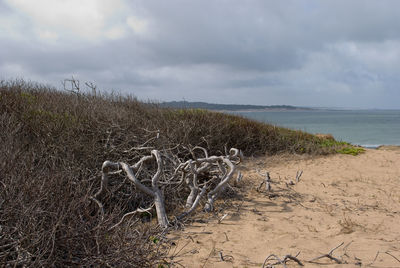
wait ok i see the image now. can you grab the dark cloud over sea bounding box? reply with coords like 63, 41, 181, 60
1, 0, 400, 108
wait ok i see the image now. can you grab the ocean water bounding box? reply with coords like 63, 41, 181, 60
232, 109, 400, 148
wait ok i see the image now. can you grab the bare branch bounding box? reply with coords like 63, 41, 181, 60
204, 157, 236, 212
120, 162, 155, 197
191, 146, 209, 159
108, 205, 154, 231
308, 242, 344, 264
262, 254, 287, 268
263, 252, 303, 267
178, 185, 207, 220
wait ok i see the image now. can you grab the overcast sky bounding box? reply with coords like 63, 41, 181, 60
1, 0, 400, 108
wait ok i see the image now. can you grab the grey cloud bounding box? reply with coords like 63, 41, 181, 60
130, 1, 400, 71
2, 0, 400, 108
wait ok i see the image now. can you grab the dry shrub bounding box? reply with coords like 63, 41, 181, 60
0, 80, 335, 266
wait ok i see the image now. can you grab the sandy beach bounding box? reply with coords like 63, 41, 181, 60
169, 147, 400, 267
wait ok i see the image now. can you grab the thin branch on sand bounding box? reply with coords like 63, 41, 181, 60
308, 242, 344, 264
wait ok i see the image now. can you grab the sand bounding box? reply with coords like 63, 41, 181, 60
168, 147, 400, 267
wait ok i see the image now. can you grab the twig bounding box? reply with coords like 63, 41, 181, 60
170, 240, 191, 260
296, 170, 303, 182
108, 204, 154, 231
263, 252, 303, 267
201, 241, 216, 268
219, 251, 224, 261
257, 172, 271, 192
308, 242, 344, 264
88, 196, 104, 222
236, 171, 243, 183
257, 180, 265, 192
384, 251, 400, 263
370, 251, 380, 265
218, 213, 228, 224
262, 254, 287, 268
283, 254, 303, 266
218, 251, 234, 262
223, 232, 229, 241
370, 251, 400, 265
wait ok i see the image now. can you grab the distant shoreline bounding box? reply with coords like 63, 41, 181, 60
372, 145, 400, 150
160, 101, 312, 111
223, 108, 314, 113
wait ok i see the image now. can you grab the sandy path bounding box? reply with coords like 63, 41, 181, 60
168, 147, 400, 267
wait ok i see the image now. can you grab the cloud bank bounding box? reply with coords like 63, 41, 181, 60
1, 0, 400, 108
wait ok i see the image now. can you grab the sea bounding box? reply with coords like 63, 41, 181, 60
231, 109, 400, 148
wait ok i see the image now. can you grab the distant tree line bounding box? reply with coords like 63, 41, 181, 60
160, 101, 311, 111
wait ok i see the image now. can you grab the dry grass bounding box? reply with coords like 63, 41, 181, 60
0, 79, 349, 266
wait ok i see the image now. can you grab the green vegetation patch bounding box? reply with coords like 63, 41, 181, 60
336, 146, 365, 156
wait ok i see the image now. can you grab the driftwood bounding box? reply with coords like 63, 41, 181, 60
93, 150, 169, 228
178, 147, 242, 216
91, 147, 242, 229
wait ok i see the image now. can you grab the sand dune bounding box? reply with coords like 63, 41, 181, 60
169, 147, 400, 267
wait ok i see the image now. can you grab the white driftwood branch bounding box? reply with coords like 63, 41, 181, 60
177, 147, 242, 216
98, 151, 169, 228
149, 150, 169, 228
178, 185, 207, 220
204, 157, 236, 212
96, 147, 242, 229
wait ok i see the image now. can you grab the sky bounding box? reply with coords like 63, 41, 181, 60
1, 0, 400, 109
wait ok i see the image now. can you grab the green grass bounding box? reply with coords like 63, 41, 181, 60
318, 137, 364, 155
336, 146, 365, 156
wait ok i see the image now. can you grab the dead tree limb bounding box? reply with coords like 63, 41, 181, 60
204, 156, 236, 212
177, 185, 207, 220
96, 150, 169, 228
178, 147, 242, 214
121, 150, 168, 228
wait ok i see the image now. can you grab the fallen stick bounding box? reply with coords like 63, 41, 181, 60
308, 242, 344, 264
262, 252, 303, 267
218, 213, 229, 224
296, 170, 303, 182
370, 250, 400, 265
262, 254, 287, 268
